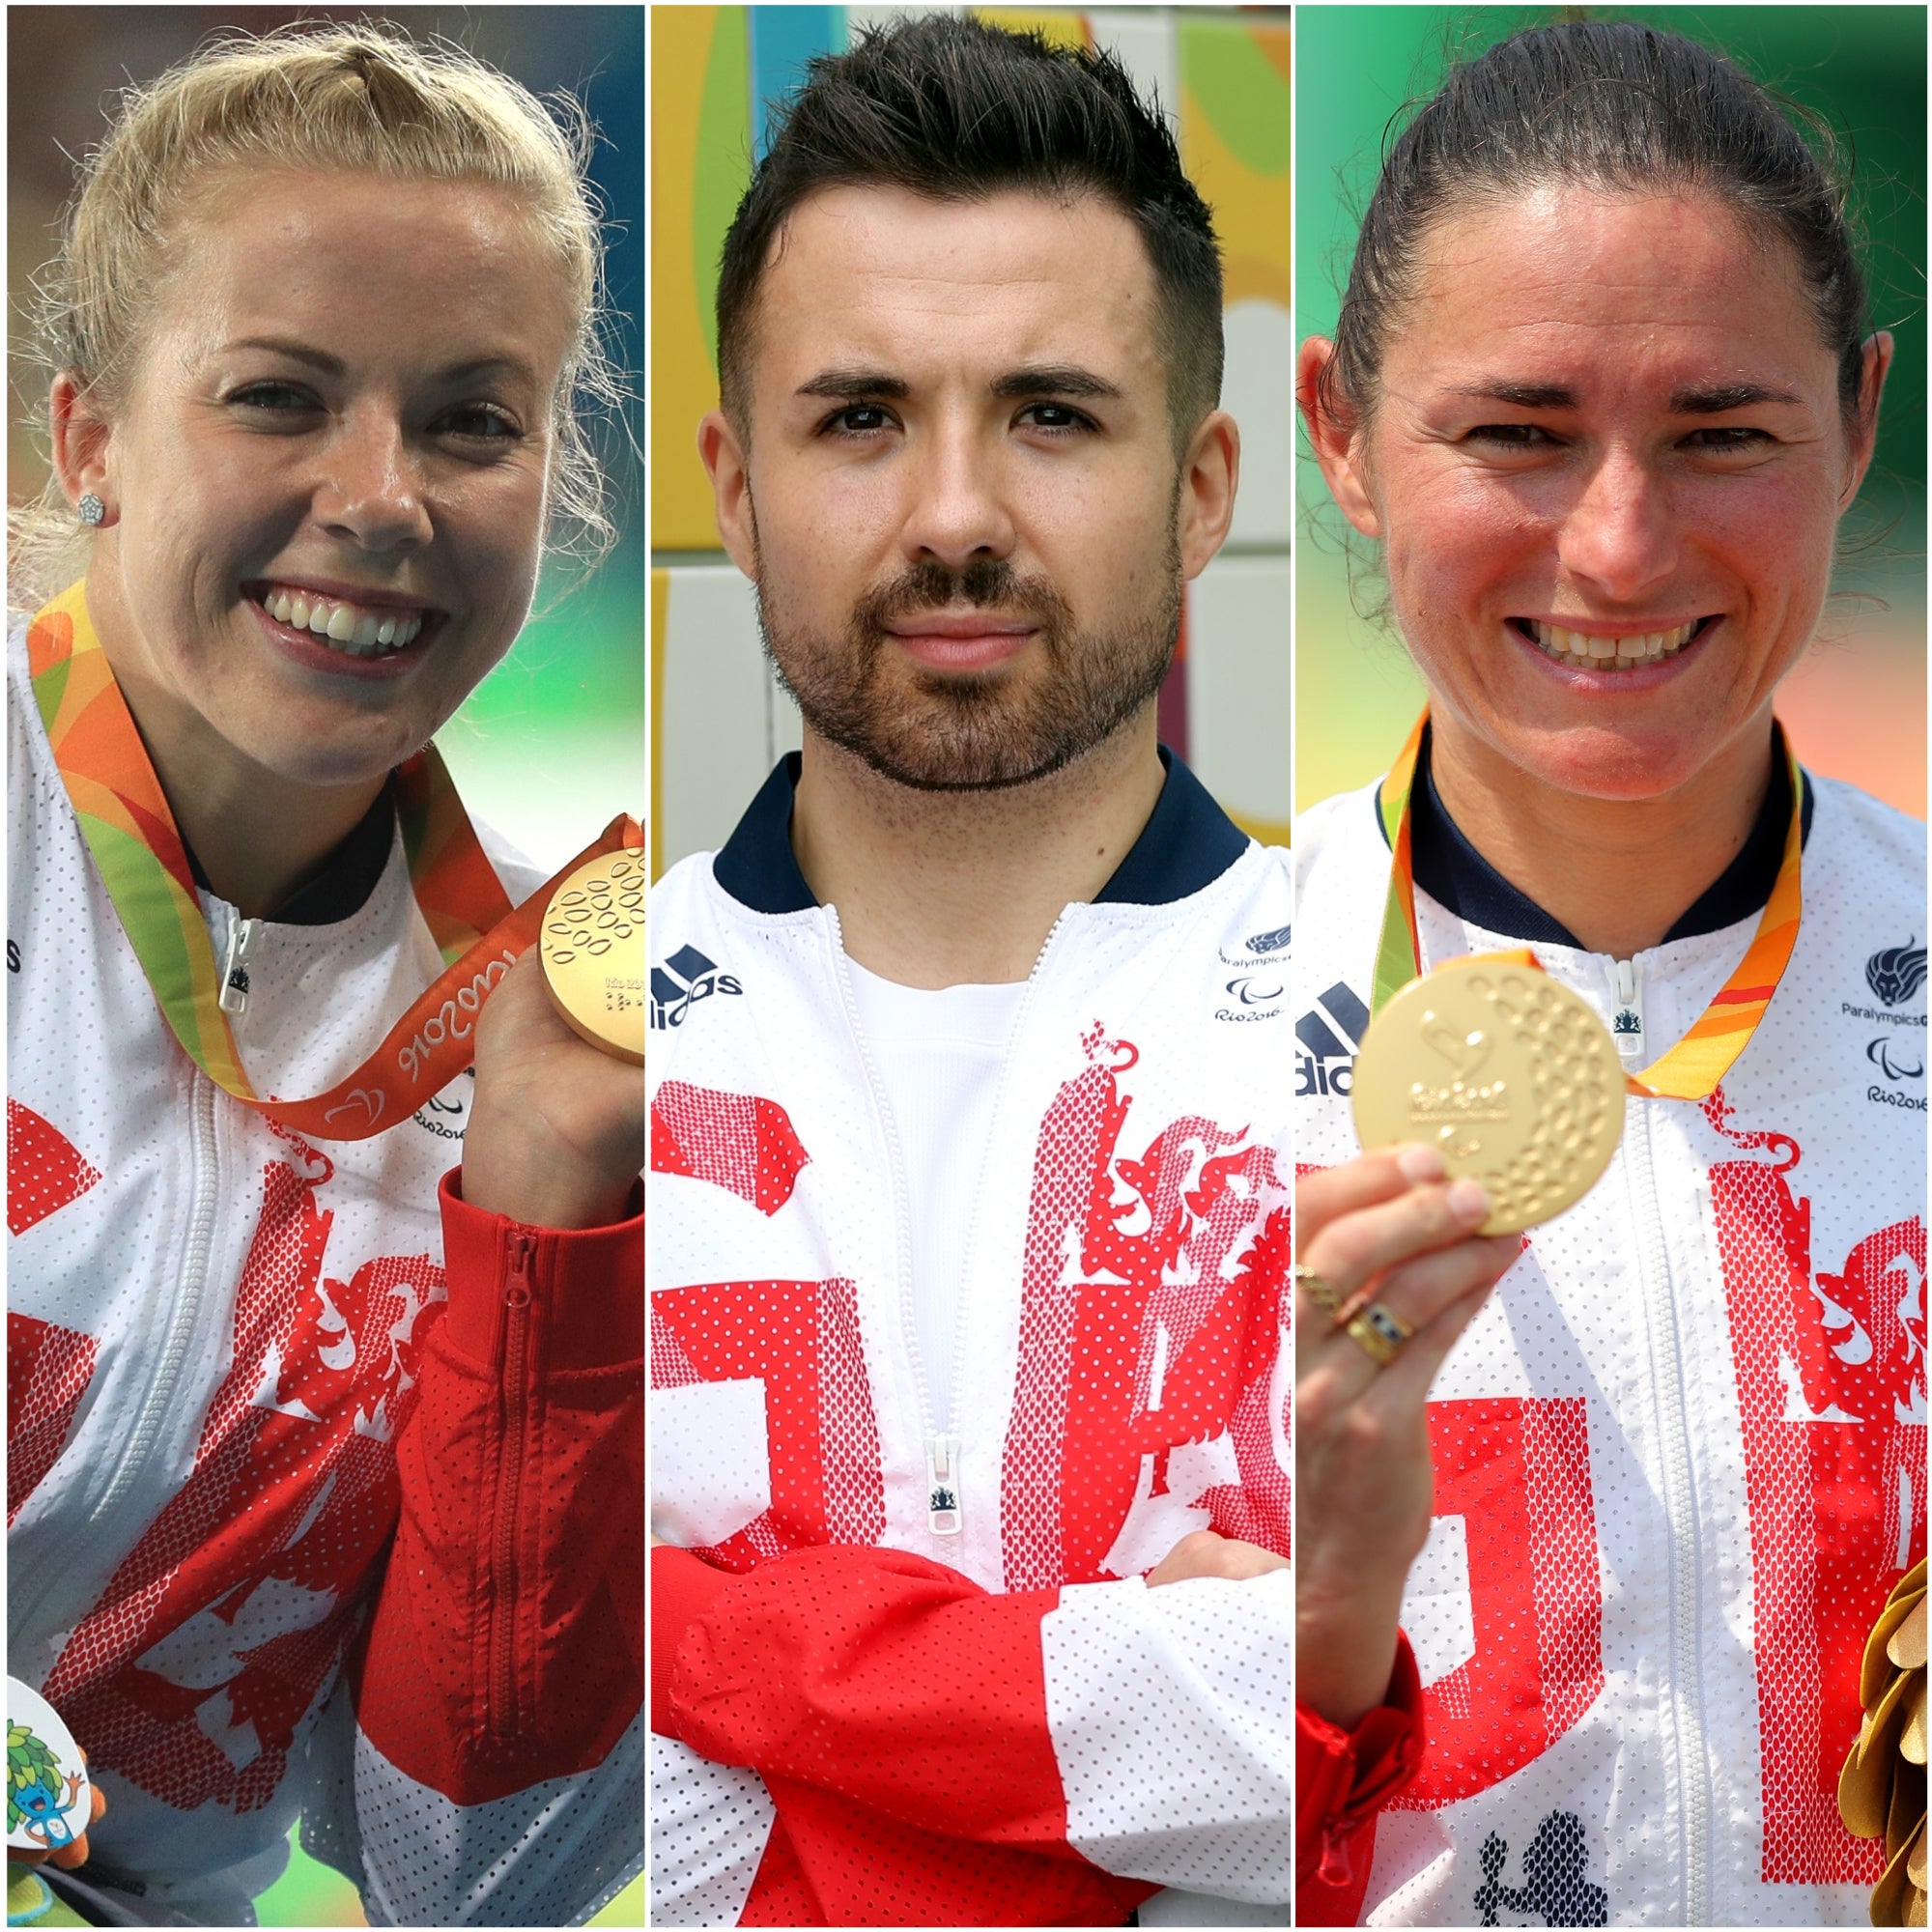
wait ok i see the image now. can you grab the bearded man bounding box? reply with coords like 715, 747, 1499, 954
648, 18, 1291, 1924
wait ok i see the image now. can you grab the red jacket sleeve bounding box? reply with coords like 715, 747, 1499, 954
1295, 1635, 1426, 1926
657, 1544, 1153, 1925
353, 1170, 644, 1802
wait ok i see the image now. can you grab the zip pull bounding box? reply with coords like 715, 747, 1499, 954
505, 1229, 537, 1310
218, 917, 262, 1015
924, 1434, 962, 1537
1605, 956, 1645, 1063
1317, 1818, 1356, 1889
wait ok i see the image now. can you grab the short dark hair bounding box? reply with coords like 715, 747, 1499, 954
717, 15, 1224, 444
1329, 22, 1871, 427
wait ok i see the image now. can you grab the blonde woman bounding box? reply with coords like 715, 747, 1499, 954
7, 27, 641, 1924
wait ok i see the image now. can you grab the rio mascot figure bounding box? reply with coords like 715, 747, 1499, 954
7, 1723, 83, 1853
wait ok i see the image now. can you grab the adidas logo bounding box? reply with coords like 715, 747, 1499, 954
649, 944, 744, 1031
1295, 980, 1369, 1097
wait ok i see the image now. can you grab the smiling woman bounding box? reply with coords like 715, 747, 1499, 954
1293, 20, 1925, 1929
5, 22, 641, 1930
1310, 178, 1885, 952
50, 166, 576, 907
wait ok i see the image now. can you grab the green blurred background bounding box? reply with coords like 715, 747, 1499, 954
7, 9, 642, 1924
1295, 4, 1927, 817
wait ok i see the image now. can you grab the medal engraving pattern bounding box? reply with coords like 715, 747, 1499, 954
540, 851, 646, 1063
1354, 958, 1624, 1234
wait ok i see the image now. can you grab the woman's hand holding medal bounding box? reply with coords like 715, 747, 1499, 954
462, 948, 643, 1231
1294, 1147, 1517, 1731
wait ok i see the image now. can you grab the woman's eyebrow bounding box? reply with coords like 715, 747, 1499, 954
1669, 382, 1803, 412
436, 355, 540, 387
217, 337, 538, 387
224, 334, 343, 374
1444, 378, 1805, 413
1447, 380, 1577, 409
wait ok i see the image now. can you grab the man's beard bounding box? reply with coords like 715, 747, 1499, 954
752, 528, 1183, 793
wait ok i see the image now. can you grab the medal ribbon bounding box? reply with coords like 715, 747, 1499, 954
1372, 711, 1804, 1102
29, 581, 641, 1140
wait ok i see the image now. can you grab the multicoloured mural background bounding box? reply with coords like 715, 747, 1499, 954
1295, 4, 1927, 818
652, 4, 1292, 874
7, 11, 644, 1924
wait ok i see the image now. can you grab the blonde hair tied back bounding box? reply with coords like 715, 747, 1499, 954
13, 21, 626, 608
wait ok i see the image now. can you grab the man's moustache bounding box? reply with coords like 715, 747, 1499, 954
859, 562, 1067, 632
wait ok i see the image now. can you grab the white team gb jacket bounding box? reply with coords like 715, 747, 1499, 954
649, 754, 1293, 1924
6, 623, 642, 1925
1296, 767, 1927, 1927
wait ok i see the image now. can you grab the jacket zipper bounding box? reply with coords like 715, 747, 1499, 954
1605, 955, 1646, 1065
934, 906, 1069, 1496
923, 1434, 963, 1536
1623, 1087, 1712, 1921
489, 1229, 538, 1740
825, 905, 1068, 1539
1316, 1818, 1356, 1888
24, 882, 242, 1632
825, 908, 934, 1526
15, 1072, 222, 1639
218, 911, 262, 1016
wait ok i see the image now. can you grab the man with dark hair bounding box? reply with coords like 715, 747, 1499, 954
649, 18, 1290, 1924
714, 17, 1226, 451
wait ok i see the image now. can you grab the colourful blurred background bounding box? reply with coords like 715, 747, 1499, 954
7, 12, 643, 1923
651, 4, 1291, 874
1295, 4, 1927, 818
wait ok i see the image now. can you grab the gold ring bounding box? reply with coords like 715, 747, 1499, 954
1345, 1302, 1414, 1368
1293, 1264, 1349, 1323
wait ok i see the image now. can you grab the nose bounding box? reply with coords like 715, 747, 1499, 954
896, 416, 1016, 570
1554, 446, 1679, 601
314, 410, 432, 553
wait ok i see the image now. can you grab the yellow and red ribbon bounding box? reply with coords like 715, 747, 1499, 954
1373, 711, 1804, 1102
29, 581, 640, 1140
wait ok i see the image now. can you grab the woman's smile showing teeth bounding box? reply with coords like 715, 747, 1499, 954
254, 582, 435, 660
1516, 616, 1706, 672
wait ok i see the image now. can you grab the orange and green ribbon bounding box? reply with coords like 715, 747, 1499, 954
28, 581, 640, 1139
1373, 710, 1804, 1103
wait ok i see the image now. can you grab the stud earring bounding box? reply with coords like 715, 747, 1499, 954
76, 494, 106, 528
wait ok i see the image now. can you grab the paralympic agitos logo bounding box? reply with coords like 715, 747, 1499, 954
1866, 1037, 1924, 1083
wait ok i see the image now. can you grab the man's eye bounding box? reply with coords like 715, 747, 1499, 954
1018, 403, 1094, 434
822, 404, 895, 437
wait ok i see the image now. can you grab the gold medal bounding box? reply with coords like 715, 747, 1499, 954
1841, 1559, 1929, 1925
1350, 952, 1625, 1235
538, 850, 645, 1065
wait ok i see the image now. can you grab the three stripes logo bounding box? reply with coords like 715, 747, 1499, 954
650, 944, 744, 1031
1296, 980, 1370, 1097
